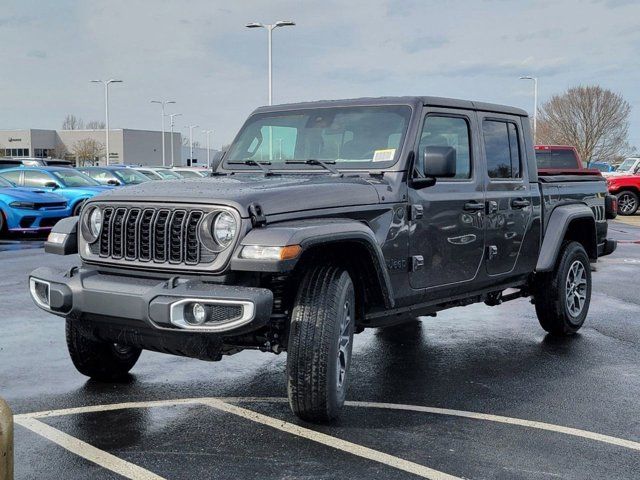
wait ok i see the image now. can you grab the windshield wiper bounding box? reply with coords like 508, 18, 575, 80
227, 159, 275, 176
285, 159, 342, 176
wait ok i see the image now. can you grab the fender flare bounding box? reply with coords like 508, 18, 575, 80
230, 218, 394, 308
536, 204, 596, 272
44, 216, 78, 255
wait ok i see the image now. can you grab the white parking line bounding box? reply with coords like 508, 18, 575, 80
199, 398, 460, 480
15, 417, 165, 480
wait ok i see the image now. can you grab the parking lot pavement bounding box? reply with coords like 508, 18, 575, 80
2, 228, 640, 479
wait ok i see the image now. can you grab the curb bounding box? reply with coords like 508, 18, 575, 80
0, 397, 13, 480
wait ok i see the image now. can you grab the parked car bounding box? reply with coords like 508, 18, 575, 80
604, 157, 640, 178
31, 96, 617, 423
607, 174, 640, 215
133, 167, 183, 180
0, 167, 112, 216
171, 167, 209, 178
0, 158, 74, 169
77, 166, 152, 186
0, 176, 70, 234
534, 145, 602, 175
587, 161, 616, 173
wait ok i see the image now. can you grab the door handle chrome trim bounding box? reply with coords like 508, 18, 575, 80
511, 198, 531, 209
463, 201, 484, 212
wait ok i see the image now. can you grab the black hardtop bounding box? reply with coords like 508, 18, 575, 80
253, 96, 528, 118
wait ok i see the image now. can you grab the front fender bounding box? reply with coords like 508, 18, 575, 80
230, 218, 394, 307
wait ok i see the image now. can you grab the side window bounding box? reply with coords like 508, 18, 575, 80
483, 120, 521, 179
0, 170, 21, 184
23, 170, 55, 187
418, 116, 471, 179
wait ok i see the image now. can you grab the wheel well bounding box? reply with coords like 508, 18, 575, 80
292, 241, 388, 319
564, 217, 597, 260
614, 187, 639, 196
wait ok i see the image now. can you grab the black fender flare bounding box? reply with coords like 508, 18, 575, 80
536, 204, 596, 272
230, 218, 394, 308
44, 216, 78, 255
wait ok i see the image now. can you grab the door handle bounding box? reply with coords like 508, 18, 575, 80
511, 198, 531, 209
464, 201, 485, 212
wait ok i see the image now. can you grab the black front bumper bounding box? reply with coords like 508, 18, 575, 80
29, 266, 274, 337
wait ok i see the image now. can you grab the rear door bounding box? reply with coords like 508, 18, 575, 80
408, 107, 485, 290
479, 114, 534, 276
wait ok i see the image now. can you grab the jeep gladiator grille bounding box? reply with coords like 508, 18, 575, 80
91, 205, 210, 267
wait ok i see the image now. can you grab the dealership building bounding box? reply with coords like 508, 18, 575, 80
0, 128, 186, 166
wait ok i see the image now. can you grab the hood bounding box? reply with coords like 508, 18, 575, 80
92, 174, 382, 217
0, 187, 67, 203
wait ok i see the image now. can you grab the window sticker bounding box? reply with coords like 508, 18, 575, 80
372, 148, 396, 162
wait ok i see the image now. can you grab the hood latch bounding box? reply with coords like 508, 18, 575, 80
248, 203, 267, 228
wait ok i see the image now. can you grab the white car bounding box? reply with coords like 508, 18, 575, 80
133, 167, 184, 181
603, 157, 640, 177
171, 167, 209, 178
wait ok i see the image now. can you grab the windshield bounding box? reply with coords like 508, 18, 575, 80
535, 148, 578, 169
225, 105, 412, 170
0, 177, 14, 187
52, 170, 101, 187
175, 170, 204, 178
155, 169, 182, 179
114, 168, 151, 184
617, 158, 638, 172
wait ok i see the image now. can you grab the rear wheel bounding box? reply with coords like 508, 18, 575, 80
616, 190, 639, 215
534, 242, 592, 336
66, 319, 141, 380
287, 265, 355, 422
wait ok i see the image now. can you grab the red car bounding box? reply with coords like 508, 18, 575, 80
607, 174, 640, 215
534, 145, 602, 176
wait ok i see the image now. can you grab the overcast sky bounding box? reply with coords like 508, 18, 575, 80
1, 0, 639, 150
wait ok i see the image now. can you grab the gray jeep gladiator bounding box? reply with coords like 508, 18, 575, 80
30, 96, 617, 422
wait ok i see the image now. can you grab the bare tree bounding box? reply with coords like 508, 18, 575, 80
537, 85, 632, 163
48, 142, 69, 159
86, 120, 106, 130
62, 114, 85, 130
72, 138, 104, 166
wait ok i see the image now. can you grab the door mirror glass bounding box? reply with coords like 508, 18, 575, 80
44, 181, 59, 189
423, 146, 457, 178
107, 179, 121, 186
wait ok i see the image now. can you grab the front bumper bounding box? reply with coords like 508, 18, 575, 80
28, 266, 273, 336
6, 208, 69, 232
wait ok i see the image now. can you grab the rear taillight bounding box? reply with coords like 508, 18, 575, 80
605, 194, 618, 219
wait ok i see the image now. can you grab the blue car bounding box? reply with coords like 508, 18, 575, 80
0, 167, 113, 216
0, 176, 71, 234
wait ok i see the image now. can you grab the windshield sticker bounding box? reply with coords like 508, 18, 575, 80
372, 149, 396, 162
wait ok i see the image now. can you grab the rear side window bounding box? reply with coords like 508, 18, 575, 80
483, 120, 521, 179
535, 148, 578, 169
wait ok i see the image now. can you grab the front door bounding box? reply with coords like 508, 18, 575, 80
479, 114, 534, 276
408, 109, 485, 290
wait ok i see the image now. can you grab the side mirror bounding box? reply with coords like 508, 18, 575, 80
107, 179, 121, 186
44, 181, 59, 189
423, 146, 457, 178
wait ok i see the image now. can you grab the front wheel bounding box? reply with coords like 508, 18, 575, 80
287, 265, 355, 422
616, 190, 639, 215
66, 319, 141, 380
533, 242, 592, 336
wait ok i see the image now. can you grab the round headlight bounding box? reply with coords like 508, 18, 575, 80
213, 211, 237, 247
89, 207, 102, 238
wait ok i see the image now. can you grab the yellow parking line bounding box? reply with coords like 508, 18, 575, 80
199, 398, 461, 480
15, 417, 165, 480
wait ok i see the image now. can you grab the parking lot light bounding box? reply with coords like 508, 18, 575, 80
151, 100, 177, 167
91, 79, 123, 166
520, 76, 538, 141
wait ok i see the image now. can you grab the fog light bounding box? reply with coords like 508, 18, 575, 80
186, 302, 207, 325
29, 278, 51, 309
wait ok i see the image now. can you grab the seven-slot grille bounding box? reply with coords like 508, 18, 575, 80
92, 206, 209, 266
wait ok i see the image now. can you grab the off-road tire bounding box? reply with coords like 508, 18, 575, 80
534, 241, 592, 336
287, 265, 355, 422
66, 319, 142, 380
616, 190, 639, 216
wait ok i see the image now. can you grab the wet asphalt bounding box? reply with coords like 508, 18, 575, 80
1, 222, 639, 479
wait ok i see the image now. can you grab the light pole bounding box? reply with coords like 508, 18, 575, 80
166, 113, 182, 166
151, 100, 176, 166
188, 124, 199, 166
520, 76, 538, 141
91, 79, 122, 165
245, 20, 295, 105
202, 129, 214, 168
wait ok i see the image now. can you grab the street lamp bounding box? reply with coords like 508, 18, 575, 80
202, 129, 214, 168
520, 76, 538, 141
166, 113, 182, 166
245, 20, 295, 105
150, 100, 176, 166
90, 79, 122, 165
188, 124, 199, 166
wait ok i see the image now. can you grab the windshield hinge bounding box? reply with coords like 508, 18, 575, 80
248, 203, 267, 228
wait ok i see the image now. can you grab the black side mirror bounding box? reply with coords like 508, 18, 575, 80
423, 146, 457, 178
44, 181, 59, 189
107, 179, 121, 186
